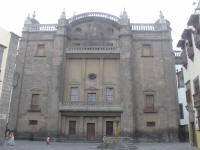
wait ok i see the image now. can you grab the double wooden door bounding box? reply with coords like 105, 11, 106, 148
87, 123, 95, 140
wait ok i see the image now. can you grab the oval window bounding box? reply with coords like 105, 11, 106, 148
88, 73, 96, 80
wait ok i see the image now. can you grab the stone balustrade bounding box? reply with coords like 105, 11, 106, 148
131, 23, 168, 31
131, 23, 155, 31
63, 100, 121, 106
68, 12, 120, 24
66, 46, 120, 54
174, 50, 187, 65
59, 100, 122, 112
23, 24, 57, 32
174, 51, 182, 57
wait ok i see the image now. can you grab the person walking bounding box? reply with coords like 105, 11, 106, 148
46, 137, 50, 145
7, 130, 14, 146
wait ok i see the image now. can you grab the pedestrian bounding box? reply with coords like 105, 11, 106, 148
46, 137, 50, 145
7, 130, 14, 146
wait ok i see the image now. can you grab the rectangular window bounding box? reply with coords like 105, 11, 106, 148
31, 94, 40, 110
177, 70, 184, 88
193, 78, 199, 95
70, 87, 78, 101
186, 89, 191, 104
145, 95, 154, 111
29, 120, 38, 125
106, 88, 114, 102
197, 110, 200, 129
179, 103, 184, 119
146, 121, 155, 127
142, 44, 152, 57
69, 121, 76, 135
37, 44, 45, 56
88, 93, 96, 103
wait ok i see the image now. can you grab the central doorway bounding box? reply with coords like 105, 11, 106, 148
87, 123, 95, 140
106, 121, 113, 136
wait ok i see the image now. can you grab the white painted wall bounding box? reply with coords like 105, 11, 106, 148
0, 27, 11, 98
183, 31, 200, 129
176, 64, 189, 125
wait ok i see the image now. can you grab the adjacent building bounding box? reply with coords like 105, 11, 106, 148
8, 10, 179, 141
176, 2, 200, 148
174, 51, 189, 141
0, 27, 19, 144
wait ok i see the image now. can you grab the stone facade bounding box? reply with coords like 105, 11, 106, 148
8, 10, 179, 142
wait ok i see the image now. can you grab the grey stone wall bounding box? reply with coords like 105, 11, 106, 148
9, 12, 179, 142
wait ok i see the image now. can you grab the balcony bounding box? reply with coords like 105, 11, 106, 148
66, 46, 120, 54
193, 93, 200, 108
174, 51, 187, 65
59, 100, 122, 112
28, 105, 41, 112
65, 46, 120, 58
23, 24, 57, 32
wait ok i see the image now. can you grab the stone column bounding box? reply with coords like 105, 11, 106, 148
97, 117, 103, 139
119, 10, 135, 137
79, 116, 84, 138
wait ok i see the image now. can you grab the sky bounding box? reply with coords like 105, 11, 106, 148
0, 0, 198, 49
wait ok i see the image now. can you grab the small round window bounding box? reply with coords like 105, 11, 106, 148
88, 73, 96, 80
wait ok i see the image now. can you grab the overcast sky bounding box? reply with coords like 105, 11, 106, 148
0, 0, 198, 49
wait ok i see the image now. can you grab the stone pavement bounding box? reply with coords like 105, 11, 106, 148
0, 140, 199, 150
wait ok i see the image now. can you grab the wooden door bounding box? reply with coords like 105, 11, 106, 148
87, 123, 95, 140
106, 121, 113, 136
191, 122, 197, 146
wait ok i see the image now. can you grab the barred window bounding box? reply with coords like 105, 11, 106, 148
146, 121, 155, 127
29, 120, 38, 125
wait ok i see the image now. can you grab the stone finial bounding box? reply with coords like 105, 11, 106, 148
32, 11, 36, 19
120, 8, 128, 19
24, 13, 31, 25
23, 13, 32, 31
159, 11, 166, 24
60, 8, 66, 19
119, 8, 129, 25
58, 8, 68, 26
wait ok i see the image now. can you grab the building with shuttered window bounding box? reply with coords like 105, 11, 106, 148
176, 2, 200, 148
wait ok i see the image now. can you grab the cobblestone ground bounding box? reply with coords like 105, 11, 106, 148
0, 140, 199, 150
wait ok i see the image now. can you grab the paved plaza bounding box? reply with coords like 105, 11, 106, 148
0, 140, 199, 150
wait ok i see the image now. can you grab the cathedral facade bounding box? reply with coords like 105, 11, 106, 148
8, 10, 179, 141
